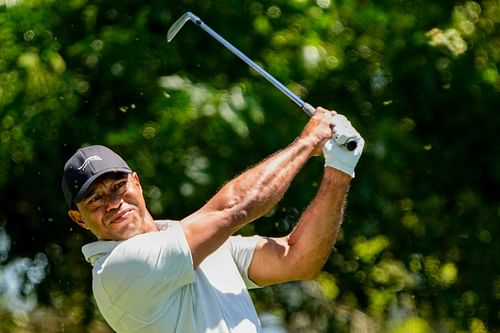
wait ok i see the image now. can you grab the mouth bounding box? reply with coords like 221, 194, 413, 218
108, 208, 134, 225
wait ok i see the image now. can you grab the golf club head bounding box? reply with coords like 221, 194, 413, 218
167, 12, 201, 42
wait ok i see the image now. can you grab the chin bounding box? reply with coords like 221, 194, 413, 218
110, 224, 140, 241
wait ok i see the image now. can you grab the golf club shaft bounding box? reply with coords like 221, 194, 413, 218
190, 15, 315, 116
169, 12, 357, 151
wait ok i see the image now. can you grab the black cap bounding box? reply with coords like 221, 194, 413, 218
62, 145, 132, 207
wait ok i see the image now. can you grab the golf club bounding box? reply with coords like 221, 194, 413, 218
167, 12, 358, 151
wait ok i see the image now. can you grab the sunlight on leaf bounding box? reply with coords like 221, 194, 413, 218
353, 235, 390, 264
390, 317, 431, 333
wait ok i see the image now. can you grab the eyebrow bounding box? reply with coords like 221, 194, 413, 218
82, 173, 129, 201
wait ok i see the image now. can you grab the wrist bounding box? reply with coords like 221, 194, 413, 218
324, 166, 353, 184
295, 136, 322, 157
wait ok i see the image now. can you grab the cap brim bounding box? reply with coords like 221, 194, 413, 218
72, 167, 132, 205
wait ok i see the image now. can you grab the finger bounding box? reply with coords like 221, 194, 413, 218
315, 106, 329, 113
315, 107, 337, 117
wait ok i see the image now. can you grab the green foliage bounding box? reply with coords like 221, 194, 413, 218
0, 0, 499, 332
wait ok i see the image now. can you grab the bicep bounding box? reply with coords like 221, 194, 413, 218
181, 208, 240, 268
248, 236, 304, 286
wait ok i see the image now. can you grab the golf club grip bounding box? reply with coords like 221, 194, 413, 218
303, 103, 358, 151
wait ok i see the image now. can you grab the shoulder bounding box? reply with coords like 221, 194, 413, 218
93, 224, 195, 297
109, 223, 191, 269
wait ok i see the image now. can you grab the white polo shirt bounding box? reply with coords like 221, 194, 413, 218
82, 220, 263, 333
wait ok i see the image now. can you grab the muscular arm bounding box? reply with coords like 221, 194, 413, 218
181, 109, 334, 268
248, 167, 351, 286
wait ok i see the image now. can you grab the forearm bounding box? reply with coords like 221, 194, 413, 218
204, 136, 317, 231
181, 137, 319, 268
248, 110, 364, 284
287, 167, 351, 278
182, 108, 337, 268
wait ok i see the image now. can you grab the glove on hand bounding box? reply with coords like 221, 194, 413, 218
323, 115, 365, 177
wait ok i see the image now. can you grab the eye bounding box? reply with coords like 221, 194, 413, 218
88, 194, 103, 204
83, 193, 103, 209
114, 179, 127, 191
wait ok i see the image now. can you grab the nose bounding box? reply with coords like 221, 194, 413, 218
105, 192, 123, 211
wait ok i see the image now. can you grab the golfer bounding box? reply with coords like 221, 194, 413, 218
62, 107, 364, 333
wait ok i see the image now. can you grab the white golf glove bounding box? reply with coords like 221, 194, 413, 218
323, 114, 365, 177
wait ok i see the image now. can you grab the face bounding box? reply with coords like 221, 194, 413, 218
68, 172, 157, 240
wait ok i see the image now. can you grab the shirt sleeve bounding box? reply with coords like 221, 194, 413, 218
229, 235, 263, 289
95, 222, 195, 321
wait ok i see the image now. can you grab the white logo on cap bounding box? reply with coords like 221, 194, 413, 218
78, 155, 103, 171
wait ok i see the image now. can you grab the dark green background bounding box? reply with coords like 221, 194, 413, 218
0, 0, 498, 332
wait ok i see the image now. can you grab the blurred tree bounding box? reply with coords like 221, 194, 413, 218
0, 0, 498, 332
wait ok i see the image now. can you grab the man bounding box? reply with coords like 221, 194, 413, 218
62, 107, 364, 333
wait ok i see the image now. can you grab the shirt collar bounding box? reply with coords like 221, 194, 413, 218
82, 241, 121, 266
81, 220, 176, 266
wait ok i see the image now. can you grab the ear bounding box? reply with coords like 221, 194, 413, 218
68, 210, 90, 230
131, 172, 142, 192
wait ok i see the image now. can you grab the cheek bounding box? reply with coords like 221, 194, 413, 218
80, 210, 104, 230
126, 188, 147, 209
136, 194, 148, 210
